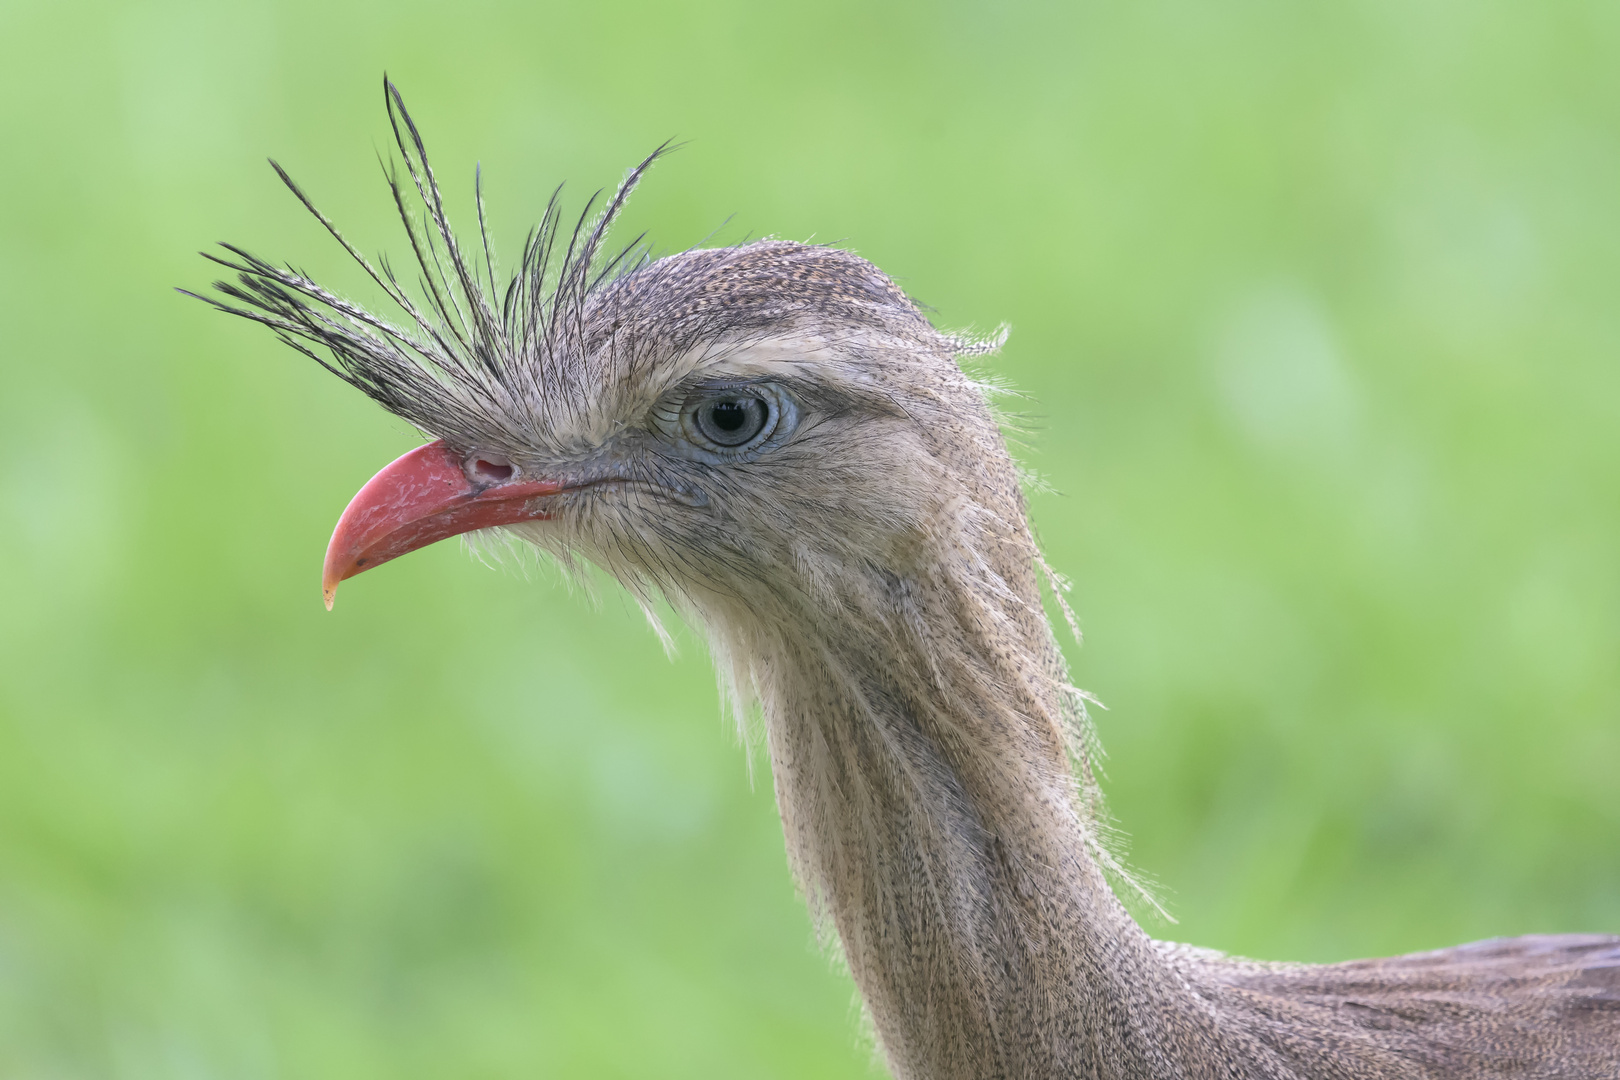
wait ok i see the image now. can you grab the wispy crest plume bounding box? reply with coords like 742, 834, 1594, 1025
185, 77, 670, 451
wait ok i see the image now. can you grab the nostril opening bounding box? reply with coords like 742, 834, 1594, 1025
473, 458, 514, 483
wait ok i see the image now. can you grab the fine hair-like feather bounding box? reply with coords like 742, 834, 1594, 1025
190, 79, 666, 455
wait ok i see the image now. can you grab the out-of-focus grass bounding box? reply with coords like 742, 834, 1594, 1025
1, 1, 1616, 1076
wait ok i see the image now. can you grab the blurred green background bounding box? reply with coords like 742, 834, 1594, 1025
2, 0, 1617, 1076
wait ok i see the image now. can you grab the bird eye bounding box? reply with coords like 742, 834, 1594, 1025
687, 393, 775, 450
662, 383, 794, 458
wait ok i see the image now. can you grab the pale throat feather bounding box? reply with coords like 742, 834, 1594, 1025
693, 432, 1207, 1080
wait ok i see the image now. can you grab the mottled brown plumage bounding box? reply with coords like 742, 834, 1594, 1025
199, 84, 1619, 1079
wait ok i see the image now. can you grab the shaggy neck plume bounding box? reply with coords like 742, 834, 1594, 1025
713, 492, 1229, 1080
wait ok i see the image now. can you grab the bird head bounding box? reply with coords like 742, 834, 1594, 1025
197, 84, 1017, 654
197, 88, 1131, 971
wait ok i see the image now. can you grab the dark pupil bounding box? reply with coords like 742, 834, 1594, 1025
710, 400, 749, 432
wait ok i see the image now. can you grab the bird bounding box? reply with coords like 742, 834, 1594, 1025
194, 82, 1619, 1080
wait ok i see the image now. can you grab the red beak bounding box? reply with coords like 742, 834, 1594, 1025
321, 439, 563, 609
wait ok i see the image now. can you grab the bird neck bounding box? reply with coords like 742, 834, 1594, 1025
731, 528, 1224, 1080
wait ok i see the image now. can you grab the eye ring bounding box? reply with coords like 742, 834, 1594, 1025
679, 387, 781, 453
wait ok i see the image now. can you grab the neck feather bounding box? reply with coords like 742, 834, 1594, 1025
709, 490, 1228, 1080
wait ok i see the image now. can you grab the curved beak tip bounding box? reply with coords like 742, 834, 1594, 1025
321, 551, 345, 610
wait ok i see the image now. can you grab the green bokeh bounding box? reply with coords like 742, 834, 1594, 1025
2, 1, 1617, 1076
